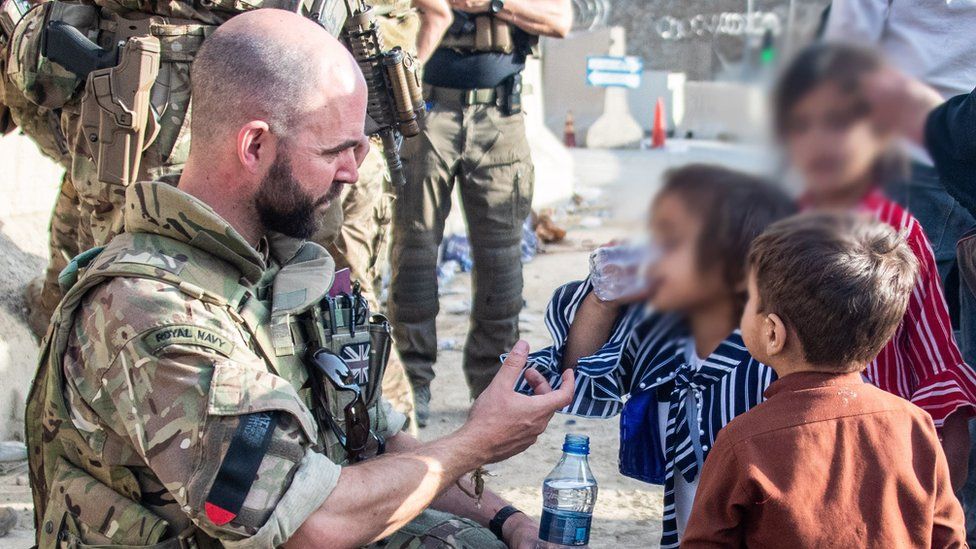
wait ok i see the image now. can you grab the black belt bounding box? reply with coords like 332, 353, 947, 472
424, 84, 506, 107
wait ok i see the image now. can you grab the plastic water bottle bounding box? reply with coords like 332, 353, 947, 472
588, 243, 658, 302
538, 434, 598, 548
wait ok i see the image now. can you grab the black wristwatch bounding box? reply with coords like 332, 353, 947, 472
489, 0, 505, 14
489, 505, 523, 541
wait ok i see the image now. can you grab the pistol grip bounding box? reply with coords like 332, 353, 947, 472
80, 35, 160, 187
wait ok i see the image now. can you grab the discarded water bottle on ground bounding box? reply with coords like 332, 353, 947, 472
588, 243, 657, 302
538, 434, 598, 548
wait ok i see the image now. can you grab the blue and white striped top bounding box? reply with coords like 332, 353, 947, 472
515, 279, 775, 548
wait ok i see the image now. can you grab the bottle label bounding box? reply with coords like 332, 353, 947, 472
539, 509, 591, 546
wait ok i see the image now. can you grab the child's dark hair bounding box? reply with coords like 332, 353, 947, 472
773, 42, 907, 182
749, 212, 918, 371
656, 164, 797, 312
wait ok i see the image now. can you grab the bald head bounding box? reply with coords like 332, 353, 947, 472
189, 9, 365, 146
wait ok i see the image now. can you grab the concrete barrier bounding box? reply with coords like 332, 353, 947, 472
675, 80, 770, 142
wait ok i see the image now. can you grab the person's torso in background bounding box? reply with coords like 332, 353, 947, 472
825, 0, 976, 99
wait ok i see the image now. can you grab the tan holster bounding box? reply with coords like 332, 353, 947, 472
79, 33, 160, 187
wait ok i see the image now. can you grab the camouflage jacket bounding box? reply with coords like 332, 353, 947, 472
26, 180, 405, 548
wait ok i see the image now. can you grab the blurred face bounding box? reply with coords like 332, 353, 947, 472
783, 82, 889, 200
647, 193, 728, 313
256, 77, 370, 239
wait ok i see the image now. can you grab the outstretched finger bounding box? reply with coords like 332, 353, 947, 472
524, 368, 552, 395
539, 369, 576, 409
491, 340, 530, 389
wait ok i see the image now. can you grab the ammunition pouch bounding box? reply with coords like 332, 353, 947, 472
439, 14, 538, 56
39, 458, 181, 548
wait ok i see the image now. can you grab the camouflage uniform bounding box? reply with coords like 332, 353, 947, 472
26, 180, 503, 548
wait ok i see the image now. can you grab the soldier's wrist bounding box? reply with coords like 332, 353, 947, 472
446, 427, 489, 472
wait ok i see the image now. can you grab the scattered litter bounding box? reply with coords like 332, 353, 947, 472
533, 210, 567, 244
564, 419, 577, 426
437, 259, 461, 287
438, 339, 461, 351
521, 217, 539, 263
441, 234, 473, 272
573, 187, 603, 204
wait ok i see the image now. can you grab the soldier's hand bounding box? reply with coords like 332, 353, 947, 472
459, 340, 575, 464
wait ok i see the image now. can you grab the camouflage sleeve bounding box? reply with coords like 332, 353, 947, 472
65, 278, 340, 545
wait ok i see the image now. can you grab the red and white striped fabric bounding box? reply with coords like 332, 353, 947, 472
859, 188, 976, 427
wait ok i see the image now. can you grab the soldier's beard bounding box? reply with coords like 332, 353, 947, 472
255, 152, 321, 240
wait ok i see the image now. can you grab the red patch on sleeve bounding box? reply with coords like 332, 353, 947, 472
205, 502, 236, 526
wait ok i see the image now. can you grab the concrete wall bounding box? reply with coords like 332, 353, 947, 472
0, 134, 62, 440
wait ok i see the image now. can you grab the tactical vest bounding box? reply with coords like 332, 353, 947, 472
26, 231, 392, 548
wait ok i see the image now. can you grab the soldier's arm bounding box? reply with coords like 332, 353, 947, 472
414, 0, 452, 62
493, 0, 572, 38
389, 432, 540, 543
285, 343, 574, 548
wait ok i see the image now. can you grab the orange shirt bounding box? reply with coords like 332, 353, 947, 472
683, 371, 966, 548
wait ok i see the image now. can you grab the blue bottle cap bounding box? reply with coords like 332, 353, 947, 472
563, 434, 590, 455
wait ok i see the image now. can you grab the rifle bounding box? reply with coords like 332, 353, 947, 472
304, 0, 426, 187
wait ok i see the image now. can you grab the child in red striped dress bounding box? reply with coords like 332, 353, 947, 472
775, 42, 976, 488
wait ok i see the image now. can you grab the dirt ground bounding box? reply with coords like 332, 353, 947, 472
423, 214, 665, 548
0, 192, 665, 548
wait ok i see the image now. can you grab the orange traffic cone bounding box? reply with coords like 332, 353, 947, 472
563, 110, 577, 148
651, 98, 666, 149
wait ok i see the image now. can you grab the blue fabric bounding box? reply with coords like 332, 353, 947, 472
514, 280, 775, 548
618, 390, 665, 484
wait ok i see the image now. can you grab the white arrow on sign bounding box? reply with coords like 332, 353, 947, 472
586, 70, 641, 89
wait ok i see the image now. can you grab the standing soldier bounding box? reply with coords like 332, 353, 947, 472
314, 0, 451, 429
0, 0, 421, 417
387, 0, 572, 425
